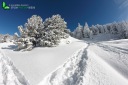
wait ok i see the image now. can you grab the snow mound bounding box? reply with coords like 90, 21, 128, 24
0, 50, 29, 85
59, 36, 78, 45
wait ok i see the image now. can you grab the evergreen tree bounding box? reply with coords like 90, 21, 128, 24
83, 22, 90, 38
14, 14, 69, 51
73, 23, 83, 39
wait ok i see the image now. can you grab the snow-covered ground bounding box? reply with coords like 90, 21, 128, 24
89, 39, 128, 79
0, 50, 29, 85
38, 34, 128, 85
0, 34, 128, 85
0, 37, 86, 85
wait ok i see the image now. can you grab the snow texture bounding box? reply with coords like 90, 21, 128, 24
0, 50, 29, 85
0, 34, 128, 85
38, 38, 128, 85
0, 37, 85, 85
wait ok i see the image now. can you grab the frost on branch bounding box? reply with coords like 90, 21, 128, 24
14, 14, 70, 51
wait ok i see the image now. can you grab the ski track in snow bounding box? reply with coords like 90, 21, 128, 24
85, 48, 128, 85
93, 42, 128, 79
38, 41, 128, 85
0, 50, 29, 85
0, 37, 86, 85
38, 46, 89, 85
1, 36, 128, 85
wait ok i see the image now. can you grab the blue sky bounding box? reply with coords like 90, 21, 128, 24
0, 0, 128, 35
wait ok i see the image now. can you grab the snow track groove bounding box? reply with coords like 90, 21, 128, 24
93, 42, 128, 79
38, 42, 128, 85
96, 43, 128, 54
0, 50, 30, 85
85, 48, 128, 85
38, 46, 89, 85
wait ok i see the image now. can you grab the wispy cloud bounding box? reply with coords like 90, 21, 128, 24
113, 0, 123, 4
113, 0, 128, 21
113, 0, 128, 9
119, 0, 128, 9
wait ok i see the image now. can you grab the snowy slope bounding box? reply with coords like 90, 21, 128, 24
86, 47, 128, 85
0, 50, 29, 85
0, 35, 128, 85
0, 37, 86, 85
38, 34, 128, 85
89, 39, 128, 79
38, 44, 128, 85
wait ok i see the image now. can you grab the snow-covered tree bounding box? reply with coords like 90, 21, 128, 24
44, 14, 67, 31
13, 32, 19, 42
116, 23, 122, 34
103, 25, 109, 33
96, 24, 104, 33
91, 25, 99, 35
89, 30, 93, 39
15, 15, 43, 51
73, 23, 83, 39
14, 14, 69, 51
106, 24, 111, 33
43, 14, 69, 39
119, 21, 128, 38
83, 22, 90, 38
109, 22, 118, 34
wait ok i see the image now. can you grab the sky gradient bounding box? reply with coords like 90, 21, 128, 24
0, 0, 128, 35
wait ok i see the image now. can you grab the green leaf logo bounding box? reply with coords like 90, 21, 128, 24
2, 2, 6, 8
2, 2, 10, 10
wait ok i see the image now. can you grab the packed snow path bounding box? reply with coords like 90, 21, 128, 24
1, 37, 128, 85
38, 40, 128, 85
